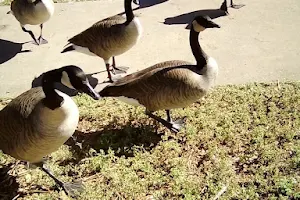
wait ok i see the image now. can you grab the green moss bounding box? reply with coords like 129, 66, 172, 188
0, 82, 300, 199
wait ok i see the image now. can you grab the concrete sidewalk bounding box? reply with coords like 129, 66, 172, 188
0, 0, 300, 98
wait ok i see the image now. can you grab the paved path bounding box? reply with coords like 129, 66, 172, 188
0, 0, 300, 98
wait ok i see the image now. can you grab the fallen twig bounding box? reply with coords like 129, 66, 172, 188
212, 184, 228, 200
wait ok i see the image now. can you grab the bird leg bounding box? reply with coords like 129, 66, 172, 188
104, 63, 122, 83
110, 57, 129, 75
106, 63, 114, 83
38, 163, 84, 197
146, 110, 186, 133
38, 24, 48, 45
220, 0, 244, 14
21, 26, 38, 45
166, 109, 172, 122
230, 0, 245, 9
166, 110, 186, 131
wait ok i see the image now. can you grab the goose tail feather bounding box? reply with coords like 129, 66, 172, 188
61, 45, 75, 53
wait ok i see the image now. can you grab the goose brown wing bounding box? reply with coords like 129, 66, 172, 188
67, 15, 126, 49
0, 87, 44, 155
100, 60, 198, 99
99, 60, 206, 111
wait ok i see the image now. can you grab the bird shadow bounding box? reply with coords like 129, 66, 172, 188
31, 71, 104, 96
61, 120, 163, 165
164, 9, 227, 29
0, 164, 20, 200
118, 0, 168, 15
0, 39, 31, 65
137, 0, 168, 9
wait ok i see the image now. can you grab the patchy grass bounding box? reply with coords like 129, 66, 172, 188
0, 82, 300, 200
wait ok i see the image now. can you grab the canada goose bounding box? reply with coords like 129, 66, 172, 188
0, 65, 100, 196
8, 0, 54, 45
220, 0, 245, 14
61, 0, 142, 83
99, 15, 220, 133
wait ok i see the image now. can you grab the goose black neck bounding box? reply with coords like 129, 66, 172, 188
190, 27, 208, 68
42, 69, 64, 110
124, 0, 134, 25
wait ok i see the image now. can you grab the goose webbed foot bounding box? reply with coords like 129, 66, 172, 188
230, 0, 245, 9
30, 40, 40, 45
105, 63, 123, 83
57, 180, 84, 197
102, 74, 122, 84
220, 0, 244, 14
111, 66, 129, 75
169, 117, 187, 133
230, 4, 245, 9
111, 74, 122, 82
165, 110, 186, 133
40, 164, 84, 197
38, 36, 48, 45
111, 56, 129, 75
146, 110, 186, 133
71, 135, 83, 149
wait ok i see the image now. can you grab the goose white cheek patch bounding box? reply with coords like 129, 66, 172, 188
61, 71, 76, 90
192, 21, 205, 32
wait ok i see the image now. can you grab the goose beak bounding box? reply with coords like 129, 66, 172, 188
207, 20, 220, 28
80, 82, 100, 100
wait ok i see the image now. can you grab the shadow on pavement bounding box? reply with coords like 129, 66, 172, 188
118, 0, 168, 15
164, 9, 227, 29
0, 39, 31, 65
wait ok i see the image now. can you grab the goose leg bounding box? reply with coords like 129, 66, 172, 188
106, 63, 114, 83
38, 24, 48, 45
111, 57, 129, 75
230, 0, 245, 9
146, 110, 185, 133
166, 109, 172, 122
21, 26, 38, 45
105, 63, 121, 83
38, 163, 84, 197
166, 110, 186, 130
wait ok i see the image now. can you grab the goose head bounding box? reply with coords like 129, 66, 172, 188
192, 15, 220, 32
42, 65, 100, 100
58, 65, 100, 100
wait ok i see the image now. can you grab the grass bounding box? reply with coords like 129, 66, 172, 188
0, 81, 300, 199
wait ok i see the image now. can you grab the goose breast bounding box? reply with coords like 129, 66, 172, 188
12, 0, 54, 25
0, 88, 79, 163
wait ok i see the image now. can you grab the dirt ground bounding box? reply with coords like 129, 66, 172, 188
0, 0, 299, 98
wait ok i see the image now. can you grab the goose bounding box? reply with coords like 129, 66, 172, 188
7, 0, 55, 45
99, 15, 220, 133
0, 65, 100, 196
61, 0, 142, 83
220, 0, 245, 15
